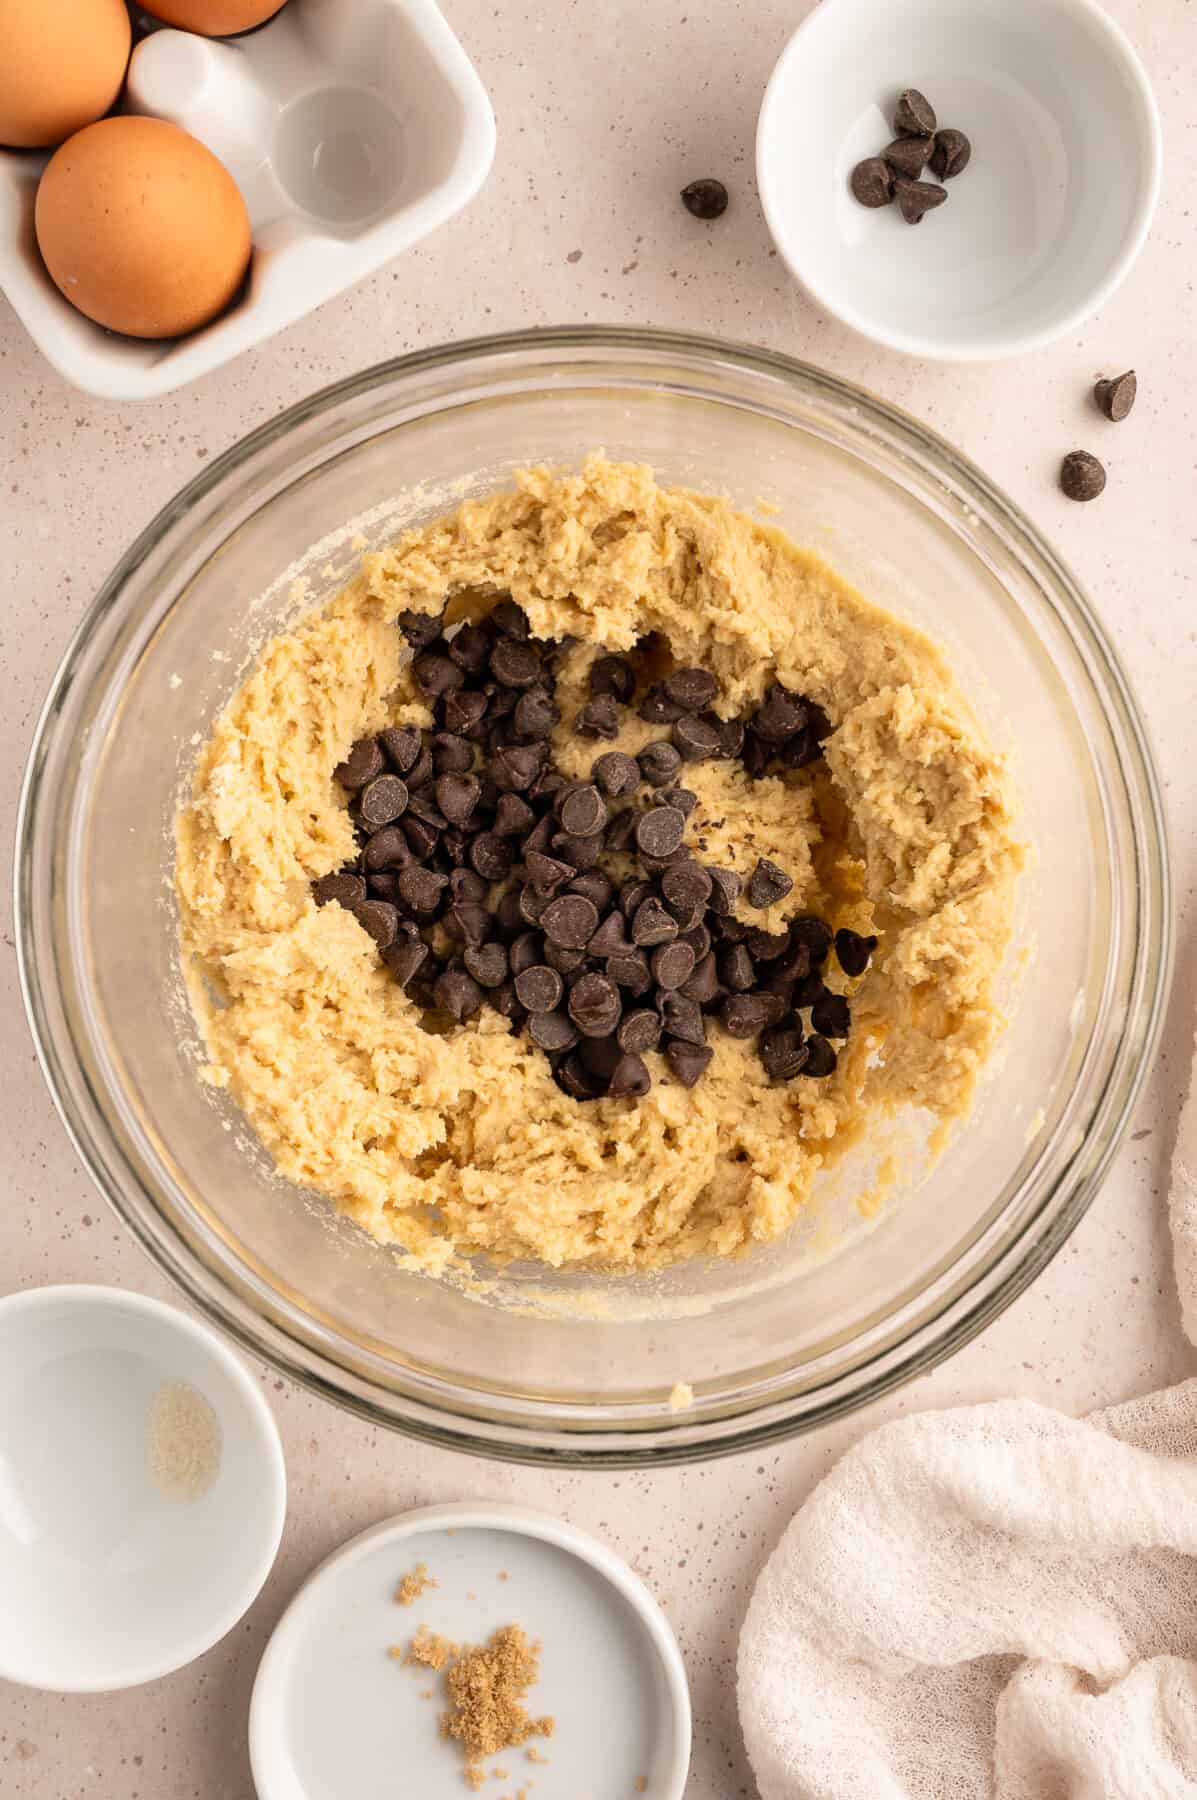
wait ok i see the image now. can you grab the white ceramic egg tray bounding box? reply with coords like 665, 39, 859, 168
0, 0, 495, 400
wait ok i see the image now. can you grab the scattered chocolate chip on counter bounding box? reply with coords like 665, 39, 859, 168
312, 601, 881, 1106
1094, 370, 1136, 422
680, 177, 729, 220
1060, 450, 1107, 502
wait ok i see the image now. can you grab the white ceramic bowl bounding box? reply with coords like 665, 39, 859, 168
757, 0, 1161, 360
0, 0, 495, 400
0, 1284, 286, 1691
250, 1502, 692, 1799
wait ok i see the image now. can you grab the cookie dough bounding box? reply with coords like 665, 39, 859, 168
176, 457, 1021, 1275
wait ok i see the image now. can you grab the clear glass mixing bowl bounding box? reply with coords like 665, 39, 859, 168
16, 329, 1171, 1466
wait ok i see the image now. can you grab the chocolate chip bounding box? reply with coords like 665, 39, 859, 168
334, 736, 384, 790
568, 971, 622, 1038
652, 942, 696, 991
398, 607, 443, 648
680, 952, 721, 1005
367, 869, 402, 899
434, 967, 484, 1022
714, 915, 749, 944
673, 715, 721, 762
524, 849, 574, 893
509, 931, 542, 977
752, 684, 807, 743
515, 965, 564, 1013
383, 934, 429, 990
1060, 450, 1106, 502
398, 867, 449, 918
490, 640, 542, 688
405, 746, 434, 790
760, 1026, 809, 1081
552, 830, 605, 870
661, 785, 698, 818
681, 177, 728, 219
746, 926, 790, 962
893, 177, 947, 224
631, 895, 679, 947
404, 788, 447, 828
352, 899, 400, 949
606, 951, 653, 997
491, 745, 543, 791
635, 807, 686, 858
929, 127, 970, 179
741, 733, 772, 778
664, 667, 718, 711
435, 772, 481, 826
618, 1008, 661, 1054
720, 994, 773, 1038
544, 941, 588, 976
662, 863, 712, 918
444, 902, 491, 947
518, 883, 550, 927
747, 859, 793, 909
588, 909, 630, 957
661, 993, 705, 1046
589, 654, 636, 702
834, 927, 877, 976
884, 135, 933, 178
894, 86, 936, 135
469, 832, 513, 880
706, 866, 742, 916
358, 775, 409, 829
754, 992, 789, 1028
441, 690, 488, 737
575, 696, 621, 740
403, 816, 439, 859
664, 1039, 713, 1086
447, 621, 493, 674
431, 732, 474, 776
313, 870, 367, 908
608, 1052, 651, 1098
639, 684, 686, 724
592, 751, 639, 797
379, 725, 421, 774
711, 718, 744, 759
413, 651, 464, 696
491, 599, 529, 639
791, 915, 834, 962
494, 889, 525, 938
488, 793, 530, 838
558, 784, 606, 837
803, 1034, 838, 1078
1095, 370, 1136, 422
811, 991, 850, 1038
605, 809, 640, 854
556, 1052, 606, 1100
514, 685, 559, 739
542, 893, 600, 949
450, 869, 488, 905
793, 969, 827, 1009
718, 943, 756, 992
850, 156, 893, 208
638, 741, 682, 788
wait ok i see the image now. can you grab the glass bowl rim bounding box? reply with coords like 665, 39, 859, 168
15, 324, 1173, 1467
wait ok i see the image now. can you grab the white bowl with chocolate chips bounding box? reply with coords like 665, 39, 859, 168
757, 0, 1162, 360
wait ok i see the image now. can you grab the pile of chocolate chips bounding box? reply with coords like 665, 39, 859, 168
313, 599, 876, 1103
849, 88, 971, 225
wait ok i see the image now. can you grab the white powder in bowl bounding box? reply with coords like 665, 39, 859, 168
148, 1381, 222, 1500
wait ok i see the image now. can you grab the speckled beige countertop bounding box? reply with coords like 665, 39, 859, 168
2, 2, 1195, 1795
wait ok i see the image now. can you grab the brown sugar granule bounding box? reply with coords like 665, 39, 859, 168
395, 1560, 438, 1606
440, 1624, 554, 1782
526, 1745, 549, 1763
402, 1625, 460, 1672
634, 1780, 648, 1794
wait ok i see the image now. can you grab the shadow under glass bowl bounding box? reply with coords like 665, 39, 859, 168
16, 328, 1171, 1466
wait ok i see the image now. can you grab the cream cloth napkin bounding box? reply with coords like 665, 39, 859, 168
738, 1039, 1197, 1799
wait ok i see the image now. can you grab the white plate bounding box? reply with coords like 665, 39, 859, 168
0, 0, 495, 399
0, 1284, 286, 1691
757, 0, 1161, 360
250, 1503, 692, 1800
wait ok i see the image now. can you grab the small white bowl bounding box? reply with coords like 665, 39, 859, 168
0, 1285, 286, 1692
757, 0, 1162, 360
250, 1502, 692, 1799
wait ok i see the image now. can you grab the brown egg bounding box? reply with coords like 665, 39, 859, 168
144, 0, 289, 33
35, 117, 252, 340
0, 0, 131, 149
